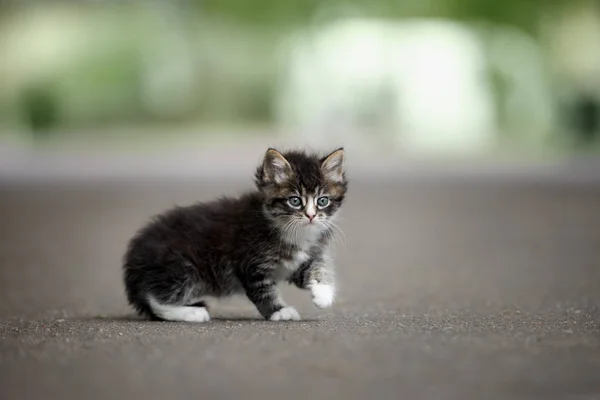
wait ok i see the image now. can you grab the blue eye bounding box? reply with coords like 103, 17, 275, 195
317, 197, 329, 207
288, 196, 302, 207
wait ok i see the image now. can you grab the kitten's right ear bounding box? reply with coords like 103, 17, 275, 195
321, 147, 345, 183
261, 148, 293, 184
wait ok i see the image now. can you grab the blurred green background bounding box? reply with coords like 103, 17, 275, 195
1, 0, 600, 157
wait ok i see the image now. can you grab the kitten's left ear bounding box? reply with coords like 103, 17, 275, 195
321, 148, 345, 183
262, 148, 293, 184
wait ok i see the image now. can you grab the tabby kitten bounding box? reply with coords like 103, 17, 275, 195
123, 148, 347, 322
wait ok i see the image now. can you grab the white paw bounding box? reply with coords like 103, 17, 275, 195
310, 282, 335, 309
181, 307, 211, 322
270, 306, 301, 321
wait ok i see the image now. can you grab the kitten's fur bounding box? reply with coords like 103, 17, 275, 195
123, 148, 347, 322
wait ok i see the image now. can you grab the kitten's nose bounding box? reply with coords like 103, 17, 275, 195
305, 213, 315, 222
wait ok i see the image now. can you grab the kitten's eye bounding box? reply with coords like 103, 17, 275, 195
287, 196, 302, 208
317, 196, 330, 208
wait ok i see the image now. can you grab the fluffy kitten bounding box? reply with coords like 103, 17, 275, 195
123, 148, 347, 322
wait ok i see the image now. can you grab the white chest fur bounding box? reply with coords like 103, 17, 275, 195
274, 224, 322, 280
282, 250, 310, 270
274, 250, 311, 281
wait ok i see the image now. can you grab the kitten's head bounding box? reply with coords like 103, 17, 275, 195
255, 148, 347, 233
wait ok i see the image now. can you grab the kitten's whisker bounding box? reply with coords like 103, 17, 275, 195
291, 219, 300, 247
320, 221, 334, 243
323, 220, 346, 248
283, 223, 295, 252
331, 226, 347, 248
323, 224, 336, 244
329, 220, 346, 244
277, 219, 295, 255
295, 220, 302, 245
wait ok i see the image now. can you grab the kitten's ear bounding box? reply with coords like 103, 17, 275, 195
321, 148, 345, 183
262, 148, 293, 184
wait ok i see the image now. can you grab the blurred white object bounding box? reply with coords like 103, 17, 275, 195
275, 18, 553, 154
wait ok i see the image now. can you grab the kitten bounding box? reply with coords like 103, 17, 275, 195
123, 148, 347, 322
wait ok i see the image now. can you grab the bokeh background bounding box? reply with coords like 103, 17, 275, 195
2, 3, 600, 399
2, 0, 600, 168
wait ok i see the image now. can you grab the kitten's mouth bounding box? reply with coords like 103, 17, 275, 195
305, 218, 320, 226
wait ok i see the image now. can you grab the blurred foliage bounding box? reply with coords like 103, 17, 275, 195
198, 0, 570, 34
20, 83, 58, 134
0, 0, 597, 147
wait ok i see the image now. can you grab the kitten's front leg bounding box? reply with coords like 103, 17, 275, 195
290, 258, 336, 309
241, 267, 300, 321
307, 261, 336, 309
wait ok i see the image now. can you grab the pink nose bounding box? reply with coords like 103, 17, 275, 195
306, 214, 315, 222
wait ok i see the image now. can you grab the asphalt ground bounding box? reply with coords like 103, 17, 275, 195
0, 166, 599, 400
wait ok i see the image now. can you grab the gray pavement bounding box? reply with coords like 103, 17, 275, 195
1, 167, 599, 400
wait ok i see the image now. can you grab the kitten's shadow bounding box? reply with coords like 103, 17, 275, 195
82, 314, 320, 323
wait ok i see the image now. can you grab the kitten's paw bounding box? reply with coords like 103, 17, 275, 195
310, 282, 335, 309
182, 307, 211, 323
270, 306, 301, 321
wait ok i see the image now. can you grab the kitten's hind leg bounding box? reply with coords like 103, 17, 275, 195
148, 296, 211, 322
